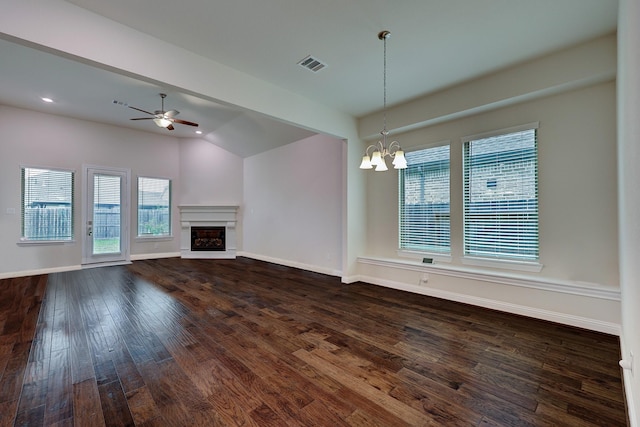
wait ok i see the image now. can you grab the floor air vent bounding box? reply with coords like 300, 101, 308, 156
297, 55, 327, 73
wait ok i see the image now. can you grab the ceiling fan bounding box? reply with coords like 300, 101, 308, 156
128, 93, 198, 131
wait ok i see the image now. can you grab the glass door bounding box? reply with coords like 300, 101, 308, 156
83, 166, 130, 265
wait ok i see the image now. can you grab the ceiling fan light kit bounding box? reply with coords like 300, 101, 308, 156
128, 93, 199, 131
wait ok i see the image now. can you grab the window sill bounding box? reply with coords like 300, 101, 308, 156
17, 239, 76, 246
461, 256, 543, 273
135, 236, 174, 243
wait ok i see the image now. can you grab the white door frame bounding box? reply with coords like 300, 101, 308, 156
81, 164, 131, 266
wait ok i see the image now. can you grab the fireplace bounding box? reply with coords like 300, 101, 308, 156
179, 205, 238, 259
191, 226, 225, 251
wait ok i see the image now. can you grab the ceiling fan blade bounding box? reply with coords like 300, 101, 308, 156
165, 109, 180, 118
166, 124, 175, 131
130, 117, 154, 121
173, 119, 199, 127
128, 106, 155, 115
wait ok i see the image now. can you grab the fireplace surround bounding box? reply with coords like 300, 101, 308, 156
179, 205, 238, 259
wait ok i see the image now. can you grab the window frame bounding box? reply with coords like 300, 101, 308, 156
398, 142, 451, 260
461, 122, 540, 268
136, 176, 172, 239
20, 165, 75, 244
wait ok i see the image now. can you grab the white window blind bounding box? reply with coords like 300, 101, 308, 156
93, 174, 122, 254
463, 126, 538, 260
399, 145, 450, 253
21, 167, 74, 241
138, 177, 171, 237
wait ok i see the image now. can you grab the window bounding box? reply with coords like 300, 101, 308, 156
21, 167, 74, 241
137, 177, 171, 237
399, 144, 450, 253
463, 125, 538, 261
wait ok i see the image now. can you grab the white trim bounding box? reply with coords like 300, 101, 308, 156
461, 256, 543, 272
20, 165, 76, 242
0, 264, 82, 280
81, 260, 131, 270
19, 164, 77, 174
353, 273, 620, 335
81, 165, 132, 265
341, 275, 360, 284
134, 236, 174, 243
358, 256, 620, 301
461, 121, 540, 143
130, 252, 181, 261
238, 251, 342, 277
620, 341, 638, 427
17, 239, 76, 246
136, 175, 173, 239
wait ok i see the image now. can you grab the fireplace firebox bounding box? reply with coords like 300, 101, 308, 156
191, 226, 225, 251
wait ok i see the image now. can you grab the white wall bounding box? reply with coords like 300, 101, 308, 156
179, 138, 243, 206
0, 105, 182, 276
242, 134, 343, 275
356, 36, 621, 334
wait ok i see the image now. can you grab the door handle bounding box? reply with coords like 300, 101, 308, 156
87, 225, 93, 236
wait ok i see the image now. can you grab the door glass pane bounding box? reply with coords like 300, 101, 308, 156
93, 174, 121, 255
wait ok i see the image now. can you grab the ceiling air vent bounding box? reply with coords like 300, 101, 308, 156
297, 55, 327, 73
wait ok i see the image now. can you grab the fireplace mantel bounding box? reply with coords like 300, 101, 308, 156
179, 205, 239, 259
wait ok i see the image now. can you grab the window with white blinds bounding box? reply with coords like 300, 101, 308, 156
138, 177, 171, 237
399, 144, 450, 253
21, 167, 74, 241
463, 125, 538, 260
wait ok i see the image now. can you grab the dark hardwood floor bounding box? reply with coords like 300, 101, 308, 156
0, 257, 627, 426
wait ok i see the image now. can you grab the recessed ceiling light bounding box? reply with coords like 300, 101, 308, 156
195, 130, 202, 135
41, 97, 54, 103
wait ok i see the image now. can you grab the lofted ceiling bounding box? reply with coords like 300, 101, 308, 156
0, 0, 618, 157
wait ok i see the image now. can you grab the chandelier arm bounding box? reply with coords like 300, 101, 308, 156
388, 140, 401, 154
364, 141, 384, 157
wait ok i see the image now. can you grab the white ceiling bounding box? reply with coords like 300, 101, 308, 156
0, 0, 618, 157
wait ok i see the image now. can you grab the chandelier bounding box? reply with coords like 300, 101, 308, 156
360, 30, 407, 171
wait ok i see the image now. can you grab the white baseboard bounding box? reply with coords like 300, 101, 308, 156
341, 275, 360, 284
130, 252, 181, 261
237, 251, 342, 277
0, 264, 82, 280
622, 370, 638, 427
620, 340, 639, 427
353, 273, 621, 335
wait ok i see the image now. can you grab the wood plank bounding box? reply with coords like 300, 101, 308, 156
73, 379, 106, 427
97, 380, 135, 427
